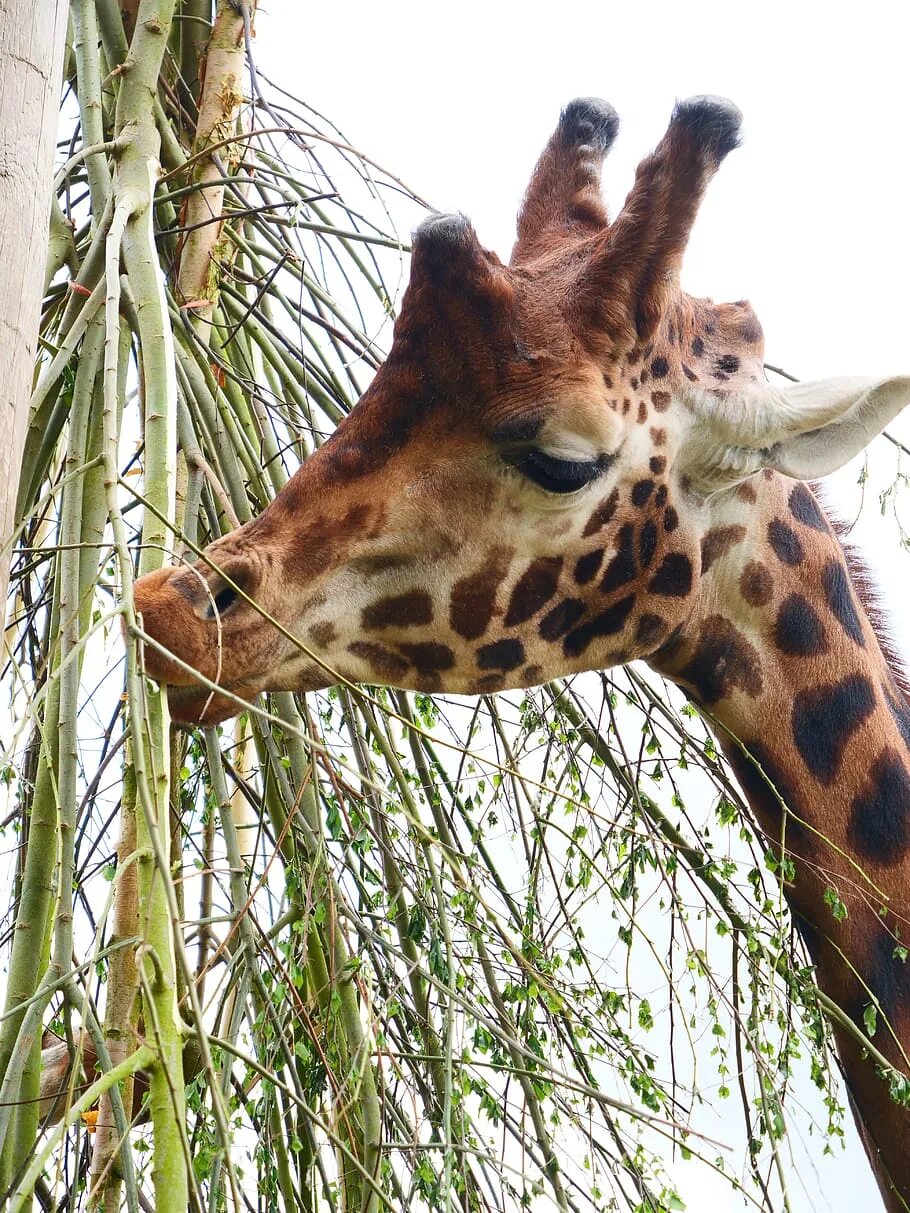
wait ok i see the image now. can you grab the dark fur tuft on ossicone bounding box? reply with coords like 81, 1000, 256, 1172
672, 95, 742, 161
558, 97, 620, 154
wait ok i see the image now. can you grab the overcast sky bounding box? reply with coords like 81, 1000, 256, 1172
258, 6, 910, 1210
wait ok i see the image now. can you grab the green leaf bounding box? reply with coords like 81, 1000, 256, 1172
863, 1003, 878, 1038
823, 886, 848, 922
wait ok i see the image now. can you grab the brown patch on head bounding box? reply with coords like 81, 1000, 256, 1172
631, 479, 655, 507
574, 548, 604, 584
651, 390, 671, 412
305, 365, 426, 485
583, 489, 620, 538
450, 551, 511, 640
649, 427, 667, 446
281, 502, 376, 581
362, 590, 433, 630
713, 353, 739, 379
736, 480, 758, 503
639, 519, 658, 567
600, 524, 636, 594
650, 357, 669, 379
739, 560, 773, 607
297, 590, 328, 621
679, 615, 763, 704
700, 524, 746, 574
505, 557, 563, 626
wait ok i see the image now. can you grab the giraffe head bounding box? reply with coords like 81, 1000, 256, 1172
133, 96, 910, 724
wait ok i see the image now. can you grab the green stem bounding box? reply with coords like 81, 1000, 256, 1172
0, 321, 107, 1191
106, 5, 185, 1208
70, 0, 112, 214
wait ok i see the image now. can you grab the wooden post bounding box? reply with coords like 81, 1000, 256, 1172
0, 1, 68, 614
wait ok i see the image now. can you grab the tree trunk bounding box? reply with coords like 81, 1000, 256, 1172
0, 0, 68, 614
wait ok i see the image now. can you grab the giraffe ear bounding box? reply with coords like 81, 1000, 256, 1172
687, 376, 910, 486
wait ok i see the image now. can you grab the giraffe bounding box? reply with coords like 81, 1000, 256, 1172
132, 96, 910, 1209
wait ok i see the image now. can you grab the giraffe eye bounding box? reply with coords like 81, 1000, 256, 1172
507, 448, 609, 494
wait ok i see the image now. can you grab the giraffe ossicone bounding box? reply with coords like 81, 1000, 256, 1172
133, 96, 910, 1209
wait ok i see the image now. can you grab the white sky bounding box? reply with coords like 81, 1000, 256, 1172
257, 5, 910, 1210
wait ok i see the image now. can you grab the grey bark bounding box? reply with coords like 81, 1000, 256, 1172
0, 0, 68, 614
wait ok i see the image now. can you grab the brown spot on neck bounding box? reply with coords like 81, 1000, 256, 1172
700, 524, 746, 573
739, 560, 772, 606
676, 615, 763, 703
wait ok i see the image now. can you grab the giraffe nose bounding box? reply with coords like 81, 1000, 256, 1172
131, 555, 263, 689
167, 557, 261, 623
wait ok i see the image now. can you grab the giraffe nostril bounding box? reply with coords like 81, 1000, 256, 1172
170, 560, 257, 622
204, 583, 240, 620
200, 560, 259, 621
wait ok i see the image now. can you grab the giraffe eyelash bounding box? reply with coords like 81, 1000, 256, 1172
504, 448, 613, 494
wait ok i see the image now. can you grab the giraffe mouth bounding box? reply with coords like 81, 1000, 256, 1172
165, 680, 261, 727
162, 659, 338, 726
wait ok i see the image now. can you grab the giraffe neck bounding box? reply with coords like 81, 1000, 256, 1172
650, 471, 910, 1210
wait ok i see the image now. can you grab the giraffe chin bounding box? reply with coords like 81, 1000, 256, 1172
165, 682, 260, 728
